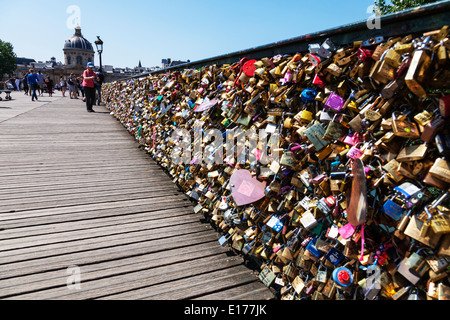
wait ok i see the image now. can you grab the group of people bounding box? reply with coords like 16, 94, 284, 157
8, 71, 54, 97
25, 64, 104, 112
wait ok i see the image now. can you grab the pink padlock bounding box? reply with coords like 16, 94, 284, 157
343, 134, 357, 146
347, 145, 363, 159
284, 70, 292, 83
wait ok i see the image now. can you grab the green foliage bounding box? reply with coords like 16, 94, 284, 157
0, 39, 17, 78
374, 0, 441, 15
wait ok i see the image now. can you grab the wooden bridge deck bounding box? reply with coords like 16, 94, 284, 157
0, 92, 275, 300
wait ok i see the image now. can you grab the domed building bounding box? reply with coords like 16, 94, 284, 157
12, 26, 137, 85
63, 26, 95, 67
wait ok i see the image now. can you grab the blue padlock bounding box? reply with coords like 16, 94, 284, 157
325, 247, 345, 266
301, 88, 317, 103
305, 237, 323, 258
394, 182, 420, 200
330, 160, 341, 172
382, 199, 404, 221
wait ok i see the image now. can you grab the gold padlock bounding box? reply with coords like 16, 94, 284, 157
431, 214, 450, 235
405, 50, 431, 98
384, 49, 403, 68
429, 158, 450, 183
391, 113, 420, 139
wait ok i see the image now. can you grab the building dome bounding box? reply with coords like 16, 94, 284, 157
64, 27, 94, 52
63, 26, 95, 67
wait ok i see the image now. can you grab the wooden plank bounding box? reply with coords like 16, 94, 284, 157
0, 201, 193, 230
4, 254, 242, 300
0, 184, 180, 207
0, 180, 169, 201
0, 168, 168, 182
0, 196, 191, 221
0, 222, 211, 265
0, 189, 186, 214
0, 206, 196, 241
0, 231, 218, 280
0, 211, 205, 252
0, 242, 227, 299
193, 282, 275, 300
99, 266, 260, 300
0, 176, 159, 192
0, 174, 169, 189
0, 177, 154, 195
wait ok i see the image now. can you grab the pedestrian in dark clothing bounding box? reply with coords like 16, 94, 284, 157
95, 69, 105, 106
76, 76, 84, 99
67, 74, 77, 99
45, 76, 54, 97
9, 78, 16, 91
22, 75, 29, 95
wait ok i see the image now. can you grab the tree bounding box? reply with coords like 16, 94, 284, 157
374, 0, 441, 15
0, 39, 17, 78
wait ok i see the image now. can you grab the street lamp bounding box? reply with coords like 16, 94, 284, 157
94, 36, 103, 71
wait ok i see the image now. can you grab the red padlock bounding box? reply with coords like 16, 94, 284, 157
324, 195, 336, 207
439, 94, 450, 118
233, 57, 257, 87
357, 48, 374, 62
242, 59, 257, 77
338, 270, 351, 285
309, 54, 321, 67
312, 74, 325, 88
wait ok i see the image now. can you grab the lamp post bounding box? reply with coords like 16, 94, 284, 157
94, 36, 103, 71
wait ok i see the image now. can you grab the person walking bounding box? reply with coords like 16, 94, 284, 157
22, 74, 29, 95
37, 71, 45, 96
15, 78, 21, 91
27, 69, 39, 101
9, 78, 16, 90
76, 76, 84, 100
45, 76, 54, 97
67, 73, 76, 99
82, 62, 99, 113
60, 76, 67, 97
95, 69, 105, 106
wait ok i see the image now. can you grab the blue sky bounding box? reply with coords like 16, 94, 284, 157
0, 0, 378, 68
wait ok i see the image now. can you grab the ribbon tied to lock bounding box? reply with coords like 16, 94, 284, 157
346, 158, 367, 227
346, 158, 368, 262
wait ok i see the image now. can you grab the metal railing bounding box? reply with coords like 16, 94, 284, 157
113, 0, 450, 82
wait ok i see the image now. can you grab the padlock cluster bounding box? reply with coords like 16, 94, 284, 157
102, 26, 450, 300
